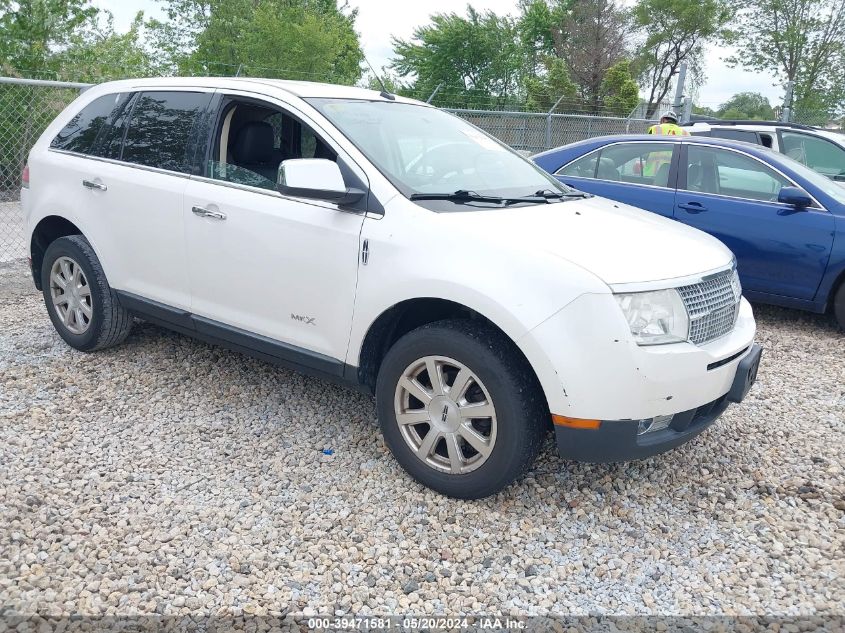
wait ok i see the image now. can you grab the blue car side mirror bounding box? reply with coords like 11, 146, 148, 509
777, 186, 812, 209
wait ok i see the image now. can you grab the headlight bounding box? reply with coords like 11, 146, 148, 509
615, 289, 689, 345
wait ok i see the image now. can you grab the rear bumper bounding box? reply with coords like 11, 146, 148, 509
555, 344, 762, 462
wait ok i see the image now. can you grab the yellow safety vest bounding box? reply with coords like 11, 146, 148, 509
647, 123, 690, 136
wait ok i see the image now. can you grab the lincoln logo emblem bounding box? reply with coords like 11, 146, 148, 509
441, 404, 450, 423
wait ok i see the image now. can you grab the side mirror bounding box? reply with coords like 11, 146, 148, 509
777, 186, 812, 209
277, 158, 365, 205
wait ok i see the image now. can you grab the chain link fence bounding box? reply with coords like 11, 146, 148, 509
0, 77, 654, 262
1, 78, 85, 262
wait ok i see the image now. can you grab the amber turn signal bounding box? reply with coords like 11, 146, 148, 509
551, 415, 601, 430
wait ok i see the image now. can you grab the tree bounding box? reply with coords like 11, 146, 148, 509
716, 92, 775, 119
391, 6, 523, 109
553, 0, 631, 112
633, 0, 732, 118
524, 56, 577, 111
61, 11, 160, 82
150, 0, 364, 84
601, 60, 641, 116
725, 0, 845, 121
0, 0, 97, 75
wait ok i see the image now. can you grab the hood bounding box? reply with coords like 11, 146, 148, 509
447, 196, 733, 286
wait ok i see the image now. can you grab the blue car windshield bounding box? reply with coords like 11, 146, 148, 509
306, 98, 573, 201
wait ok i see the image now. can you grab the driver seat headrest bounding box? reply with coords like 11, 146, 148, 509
231, 121, 274, 165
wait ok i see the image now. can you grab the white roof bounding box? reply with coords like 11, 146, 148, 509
85, 76, 426, 105
686, 120, 845, 146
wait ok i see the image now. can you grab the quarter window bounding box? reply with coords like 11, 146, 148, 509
686, 146, 790, 202
781, 131, 845, 179
51, 93, 128, 154
121, 91, 211, 173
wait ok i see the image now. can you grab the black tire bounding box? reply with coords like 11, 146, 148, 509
41, 235, 132, 352
834, 281, 845, 331
376, 319, 547, 499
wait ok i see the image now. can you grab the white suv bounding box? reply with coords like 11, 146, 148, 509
22, 78, 761, 498
684, 120, 845, 183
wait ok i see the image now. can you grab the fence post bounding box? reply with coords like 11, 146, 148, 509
426, 83, 442, 104
545, 95, 566, 149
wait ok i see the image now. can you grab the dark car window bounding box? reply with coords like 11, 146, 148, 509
92, 93, 136, 160
50, 93, 128, 154
686, 146, 790, 202
710, 129, 761, 145
781, 131, 845, 179
121, 91, 212, 173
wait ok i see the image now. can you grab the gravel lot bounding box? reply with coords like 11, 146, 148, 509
1, 258, 843, 618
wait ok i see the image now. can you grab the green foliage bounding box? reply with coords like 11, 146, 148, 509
0, 0, 97, 74
601, 61, 640, 116
725, 0, 845, 120
391, 6, 524, 109
524, 56, 577, 111
633, 0, 732, 118
716, 92, 775, 120
151, 0, 364, 84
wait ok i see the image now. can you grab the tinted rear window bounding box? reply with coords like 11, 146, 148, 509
710, 129, 761, 144
121, 91, 211, 173
51, 93, 127, 154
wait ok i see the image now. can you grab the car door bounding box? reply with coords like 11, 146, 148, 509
183, 91, 367, 368
674, 143, 835, 300
76, 89, 213, 310
553, 141, 679, 217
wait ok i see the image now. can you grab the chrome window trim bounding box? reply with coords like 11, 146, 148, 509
48, 148, 192, 179
681, 142, 826, 211
553, 140, 678, 191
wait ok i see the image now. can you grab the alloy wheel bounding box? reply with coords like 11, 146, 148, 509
394, 355, 497, 474
49, 256, 93, 335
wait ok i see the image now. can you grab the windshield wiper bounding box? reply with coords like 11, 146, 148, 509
409, 189, 552, 205
533, 188, 592, 199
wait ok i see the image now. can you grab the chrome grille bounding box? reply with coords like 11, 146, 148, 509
677, 269, 741, 345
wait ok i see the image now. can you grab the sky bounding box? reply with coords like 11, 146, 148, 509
94, 0, 787, 110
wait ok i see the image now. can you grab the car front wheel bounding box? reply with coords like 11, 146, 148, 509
376, 320, 547, 499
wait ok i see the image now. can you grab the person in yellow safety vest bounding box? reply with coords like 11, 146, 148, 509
647, 110, 690, 136
643, 111, 689, 183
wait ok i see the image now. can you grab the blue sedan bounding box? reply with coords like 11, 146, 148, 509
533, 135, 845, 328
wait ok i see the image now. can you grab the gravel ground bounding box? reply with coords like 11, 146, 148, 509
1, 258, 843, 618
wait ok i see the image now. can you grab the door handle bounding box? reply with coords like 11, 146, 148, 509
192, 206, 226, 221
678, 201, 707, 214
82, 179, 107, 191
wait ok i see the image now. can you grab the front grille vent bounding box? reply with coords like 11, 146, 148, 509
677, 268, 741, 345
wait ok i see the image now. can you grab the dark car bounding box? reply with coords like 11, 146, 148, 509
533, 135, 845, 328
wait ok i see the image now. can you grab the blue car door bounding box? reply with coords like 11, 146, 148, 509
553, 141, 679, 218
674, 144, 835, 300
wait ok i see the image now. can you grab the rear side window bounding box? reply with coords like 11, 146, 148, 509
710, 129, 761, 145
51, 93, 127, 154
121, 91, 212, 173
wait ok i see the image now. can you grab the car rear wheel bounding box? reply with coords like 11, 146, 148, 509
834, 280, 845, 331
41, 235, 132, 352
376, 319, 547, 499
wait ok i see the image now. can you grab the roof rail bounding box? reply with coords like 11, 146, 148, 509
682, 119, 818, 131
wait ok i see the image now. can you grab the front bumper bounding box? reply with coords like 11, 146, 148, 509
555, 344, 762, 462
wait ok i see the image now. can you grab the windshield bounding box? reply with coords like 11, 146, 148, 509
307, 98, 571, 204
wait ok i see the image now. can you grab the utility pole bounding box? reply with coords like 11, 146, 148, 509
781, 81, 794, 123
683, 96, 693, 124
672, 62, 688, 114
